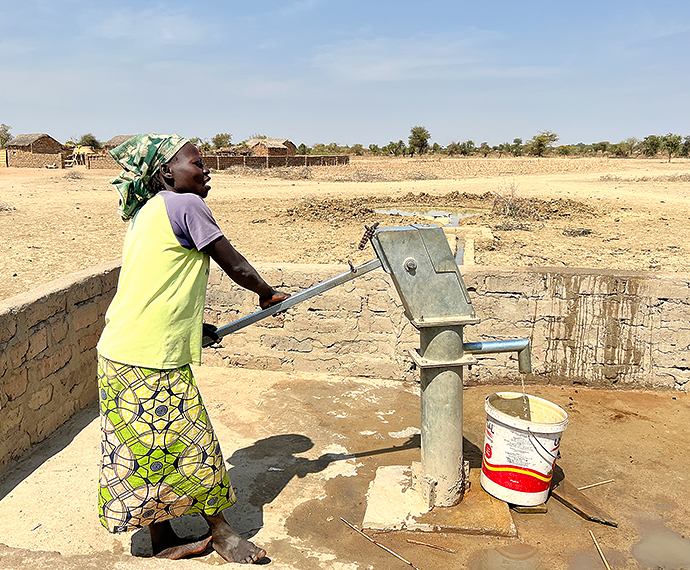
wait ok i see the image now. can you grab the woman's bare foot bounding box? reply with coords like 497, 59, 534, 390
149, 520, 213, 560
203, 512, 266, 564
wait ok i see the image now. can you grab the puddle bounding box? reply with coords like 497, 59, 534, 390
632, 523, 690, 569
468, 544, 545, 569
374, 208, 480, 227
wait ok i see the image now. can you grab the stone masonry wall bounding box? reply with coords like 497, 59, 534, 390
205, 263, 690, 392
0, 261, 120, 470
2, 261, 688, 470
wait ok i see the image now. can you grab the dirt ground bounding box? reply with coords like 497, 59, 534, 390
1, 369, 689, 570
1, 156, 689, 301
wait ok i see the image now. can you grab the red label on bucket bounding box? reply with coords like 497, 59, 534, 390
482, 457, 552, 494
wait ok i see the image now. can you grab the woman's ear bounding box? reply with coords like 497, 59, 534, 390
159, 163, 174, 186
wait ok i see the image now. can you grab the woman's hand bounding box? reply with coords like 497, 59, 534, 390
260, 291, 290, 310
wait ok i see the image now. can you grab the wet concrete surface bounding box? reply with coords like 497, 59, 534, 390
0, 365, 689, 569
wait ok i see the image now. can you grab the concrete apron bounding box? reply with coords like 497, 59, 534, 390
1, 365, 690, 569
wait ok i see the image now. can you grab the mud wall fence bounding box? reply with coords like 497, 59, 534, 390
86, 154, 350, 170
6, 150, 64, 169
2, 262, 689, 470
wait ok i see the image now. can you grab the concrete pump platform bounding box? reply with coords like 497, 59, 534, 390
1, 366, 690, 569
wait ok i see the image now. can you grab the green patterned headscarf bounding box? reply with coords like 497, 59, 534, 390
109, 133, 189, 221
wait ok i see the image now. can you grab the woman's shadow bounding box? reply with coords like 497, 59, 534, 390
132, 432, 418, 554
221, 434, 345, 538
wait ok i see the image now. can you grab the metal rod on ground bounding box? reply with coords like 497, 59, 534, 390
406, 539, 457, 554
589, 530, 612, 570
340, 518, 419, 570
206, 259, 382, 345
578, 479, 614, 491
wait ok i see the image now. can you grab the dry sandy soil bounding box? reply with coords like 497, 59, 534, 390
1, 156, 689, 301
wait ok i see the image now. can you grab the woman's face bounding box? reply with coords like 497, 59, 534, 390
167, 142, 211, 198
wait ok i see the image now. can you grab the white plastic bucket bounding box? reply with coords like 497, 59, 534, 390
480, 392, 568, 506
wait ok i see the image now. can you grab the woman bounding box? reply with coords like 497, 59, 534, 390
97, 134, 287, 563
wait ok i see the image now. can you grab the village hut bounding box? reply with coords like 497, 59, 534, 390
5, 134, 65, 168
6, 134, 63, 154
103, 135, 135, 150
246, 138, 297, 157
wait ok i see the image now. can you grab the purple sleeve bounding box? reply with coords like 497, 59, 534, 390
161, 191, 224, 251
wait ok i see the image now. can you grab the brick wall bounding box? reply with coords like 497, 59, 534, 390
204, 263, 690, 392
0, 261, 120, 470
87, 154, 119, 169
1, 150, 7, 167
7, 150, 64, 169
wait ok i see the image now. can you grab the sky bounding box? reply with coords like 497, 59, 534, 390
1, 0, 689, 147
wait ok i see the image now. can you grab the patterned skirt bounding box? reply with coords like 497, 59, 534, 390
97, 355, 236, 533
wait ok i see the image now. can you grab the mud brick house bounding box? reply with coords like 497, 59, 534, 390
246, 138, 297, 156
5, 134, 65, 168
86, 135, 134, 169
103, 135, 135, 150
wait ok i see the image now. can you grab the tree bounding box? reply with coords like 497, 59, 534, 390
525, 130, 558, 157
385, 140, 406, 156
350, 143, 365, 156
680, 135, 690, 158
511, 138, 523, 157
78, 133, 101, 149
446, 141, 460, 156
0, 123, 11, 148
641, 135, 661, 157
212, 133, 232, 149
368, 143, 382, 156
660, 133, 682, 163
297, 143, 310, 155
479, 142, 491, 157
408, 125, 431, 155
189, 137, 212, 152
458, 140, 475, 156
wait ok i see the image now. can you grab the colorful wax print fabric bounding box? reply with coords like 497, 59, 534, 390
109, 133, 188, 221
98, 355, 235, 533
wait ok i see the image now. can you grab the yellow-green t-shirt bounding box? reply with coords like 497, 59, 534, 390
97, 191, 223, 369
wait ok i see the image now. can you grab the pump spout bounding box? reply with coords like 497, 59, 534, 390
462, 339, 532, 374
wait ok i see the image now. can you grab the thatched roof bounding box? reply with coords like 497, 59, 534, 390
246, 138, 293, 149
104, 135, 136, 149
6, 133, 61, 147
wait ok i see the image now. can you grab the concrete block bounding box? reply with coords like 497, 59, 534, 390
26, 326, 48, 359
66, 275, 102, 306
0, 404, 23, 436
71, 302, 100, 331
24, 293, 66, 329
50, 320, 69, 344
260, 334, 312, 353
8, 339, 29, 370
28, 385, 53, 411
78, 330, 101, 353
367, 291, 394, 313
5, 369, 28, 401
43, 346, 73, 377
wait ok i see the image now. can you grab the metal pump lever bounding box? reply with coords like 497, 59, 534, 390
203, 258, 382, 347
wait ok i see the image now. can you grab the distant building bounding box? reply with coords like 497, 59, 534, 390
6, 133, 63, 154
246, 138, 297, 157
5, 134, 64, 168
104, 135, 135, 150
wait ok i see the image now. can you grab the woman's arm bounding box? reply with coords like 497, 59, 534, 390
205, 237, 289, 308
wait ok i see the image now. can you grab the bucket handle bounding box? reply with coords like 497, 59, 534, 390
527, 428, 561, 463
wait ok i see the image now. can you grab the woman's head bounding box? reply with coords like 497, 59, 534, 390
156, 142, 211, 199
109, 134, 199, 221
